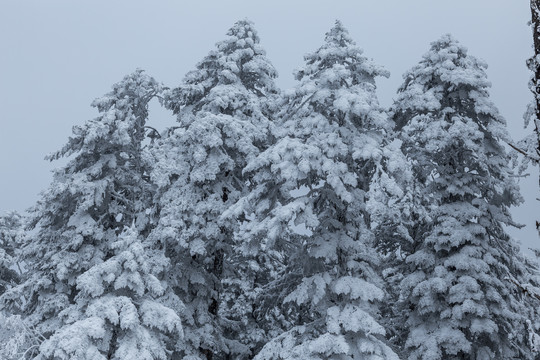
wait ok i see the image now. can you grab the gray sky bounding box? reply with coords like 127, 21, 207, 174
1, 0, 538, 251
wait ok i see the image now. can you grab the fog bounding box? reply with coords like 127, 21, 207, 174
1, 0, 537, 251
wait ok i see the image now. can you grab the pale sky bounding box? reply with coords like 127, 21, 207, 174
1, 0, 538, 251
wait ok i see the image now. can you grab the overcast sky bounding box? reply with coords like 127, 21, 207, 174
1, 0, 538, 251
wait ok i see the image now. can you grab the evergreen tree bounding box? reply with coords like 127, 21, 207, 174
368, 140, 418, 357
151, 19, 278, 359
392, 34, 532, 359
0, 211, 23, 297
0, 211, 35, 360
229, 21, 399, 359
514, 253, 540, 356
0, 70, 182, 358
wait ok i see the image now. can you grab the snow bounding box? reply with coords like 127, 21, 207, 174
0, 20, 538, 360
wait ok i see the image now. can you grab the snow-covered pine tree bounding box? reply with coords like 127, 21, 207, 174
513, 253, 540, 356
0, 70, 182, 359
367, 139, 418, 356
0, 212, 39, 360
392, 34, 533, 359
41, 225, 182, 359
151, 19, 278, 359
228, 21, 399, 359
0, 211, 23, 297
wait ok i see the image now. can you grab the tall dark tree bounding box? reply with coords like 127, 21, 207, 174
526, 0, 540, 167
520, 0, 540, 236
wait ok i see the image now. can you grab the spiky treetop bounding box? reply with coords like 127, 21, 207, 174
167, 19, 278, 151
181, 19, 278, 106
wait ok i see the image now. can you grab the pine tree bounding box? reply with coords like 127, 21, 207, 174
40, 226, 182, 359
392, 34, 533, 359
229, 21, 399, 359
0, 70, 182, 358
151, 19, 278, 359
0, 211, 23, 297
0, 211, 35, 360
368, 139, 418, 356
